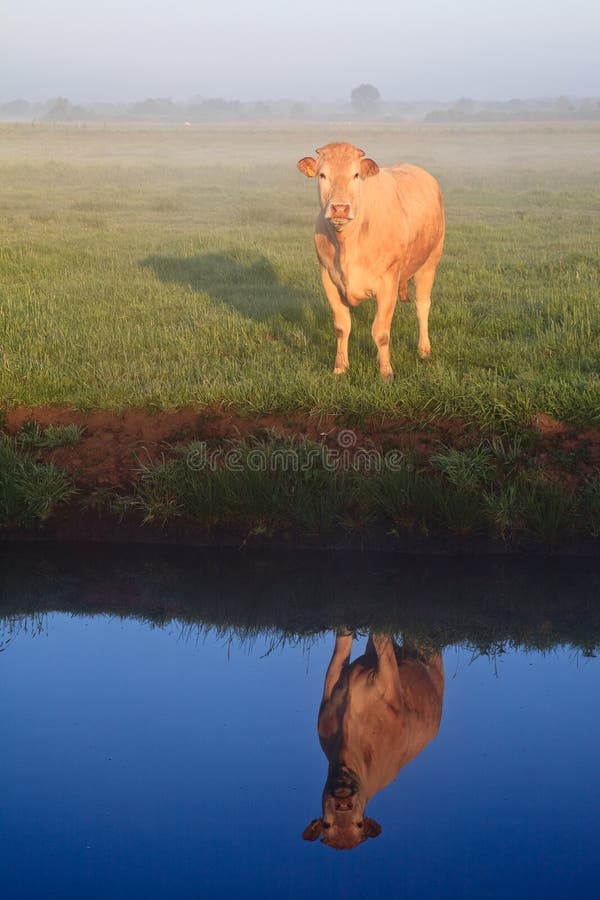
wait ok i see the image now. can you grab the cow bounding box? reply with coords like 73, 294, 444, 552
302, 631, 444, 850
297, 142, 445, 381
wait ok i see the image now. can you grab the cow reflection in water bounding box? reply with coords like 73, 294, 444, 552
303, 631, 444, 850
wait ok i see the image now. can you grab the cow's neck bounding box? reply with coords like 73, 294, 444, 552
326, 740, 368, 784
328, 220, 363, 296
325, 753, 380, 806
326, 760, 362, 791
328, 219, 360, 253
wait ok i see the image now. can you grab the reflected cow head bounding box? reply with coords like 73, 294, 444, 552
303, 762, 382, 849
302, 815, 382, 851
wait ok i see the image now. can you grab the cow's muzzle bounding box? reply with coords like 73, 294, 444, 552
331, 785, 357, 812
327, 771, 359, 798
333, 785, 354, 797
325, 202, 354, 226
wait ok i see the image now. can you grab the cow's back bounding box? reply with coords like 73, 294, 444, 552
394, 655, 444, 759
357, 164, 444, 278
389, 164, 444, 234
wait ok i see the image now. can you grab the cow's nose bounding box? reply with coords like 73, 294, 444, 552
328, 203, 352, 219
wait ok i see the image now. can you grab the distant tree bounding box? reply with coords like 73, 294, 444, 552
578, 98, 600, 120
351, 83, 381, 117
0, 99, 31, 119
130, 98, 178, 120
555, 96, 574, 115
184, 98, 243, 122
43, 98, 87, 122
454, 96, 476, 112
290, 102, 305, 120
253, 101, 271, 119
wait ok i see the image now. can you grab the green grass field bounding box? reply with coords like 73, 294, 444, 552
0, 121, 598, 542
1, 121, 599, 428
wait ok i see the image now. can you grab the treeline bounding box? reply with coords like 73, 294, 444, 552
425, 96, 600, 122
1, 94, 599, 123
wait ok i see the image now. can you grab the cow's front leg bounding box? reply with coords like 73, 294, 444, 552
321, 268, 351, 375
372, 282, 398, 382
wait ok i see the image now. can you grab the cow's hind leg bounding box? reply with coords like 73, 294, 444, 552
322, 630, 353, 703
413, 238, 443, 359
370, 634, 403, 693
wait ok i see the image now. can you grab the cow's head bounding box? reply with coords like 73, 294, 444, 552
302, 814, 382, 851
297, 142, 379, 232
302, 765, 382, 850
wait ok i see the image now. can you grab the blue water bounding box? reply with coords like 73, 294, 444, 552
2, 612, 599, 899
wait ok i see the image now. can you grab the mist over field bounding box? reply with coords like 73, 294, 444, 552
1, 93, 600, 124
2, 0, 599, 109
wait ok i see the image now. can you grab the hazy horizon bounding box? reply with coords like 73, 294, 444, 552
2, 0, 599, 104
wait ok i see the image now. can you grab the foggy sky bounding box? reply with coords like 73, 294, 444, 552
2, 0, 599, 103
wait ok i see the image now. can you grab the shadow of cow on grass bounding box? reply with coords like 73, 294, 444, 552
141, 250, 394, 365
142, 249, 328, 337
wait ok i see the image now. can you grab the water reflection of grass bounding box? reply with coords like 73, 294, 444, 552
1, 547, 599, 655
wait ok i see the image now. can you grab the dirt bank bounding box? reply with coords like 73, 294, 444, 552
5, 405, 600, 491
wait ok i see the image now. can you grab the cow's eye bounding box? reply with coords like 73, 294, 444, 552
323, 822, 331, 829
357, 821, 364, 828
319, 173, 326, 179
354, 173, 360, 179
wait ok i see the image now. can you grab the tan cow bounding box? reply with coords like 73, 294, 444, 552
297, 142, 445, 380
302, 631, 444, 850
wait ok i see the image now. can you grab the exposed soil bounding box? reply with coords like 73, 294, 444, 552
4, 405, 600, 491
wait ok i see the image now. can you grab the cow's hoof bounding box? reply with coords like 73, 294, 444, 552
336, 627, 355, 638
333, 367, 348, 376
418, 346, 431, 359
381, 372, 394, 384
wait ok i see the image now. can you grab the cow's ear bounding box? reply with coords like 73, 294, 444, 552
362, 816, 382, 839
297, 157, 318, 178
302, 818, 323, 841
360, 158, 379, 178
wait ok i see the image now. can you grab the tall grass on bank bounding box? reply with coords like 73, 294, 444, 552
0, 122, 598, 429
128, 434, 600, 540
0, 435, 74, 526
0, 418, 597, 542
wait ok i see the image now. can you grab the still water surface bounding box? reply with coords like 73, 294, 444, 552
1, 547, 600, 898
